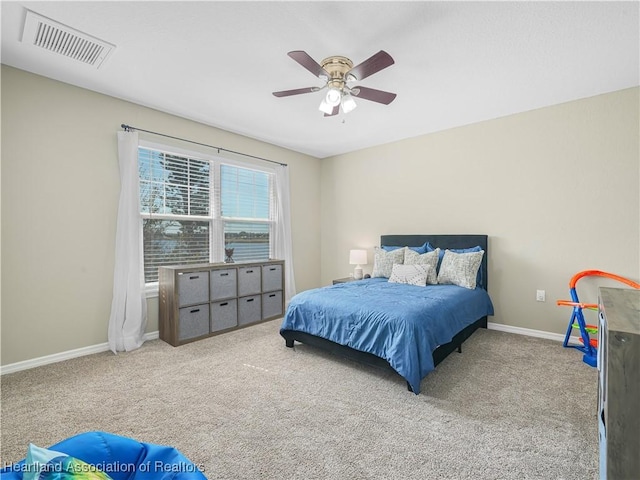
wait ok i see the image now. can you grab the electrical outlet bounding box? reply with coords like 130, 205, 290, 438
536, 290, 546, 302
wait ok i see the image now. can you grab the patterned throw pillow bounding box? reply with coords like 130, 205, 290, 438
437, 249, 484, 289
23, 443, 113, 480
403, 248, 440, 284
372, 247, 404, 278
388, 264, 431, 287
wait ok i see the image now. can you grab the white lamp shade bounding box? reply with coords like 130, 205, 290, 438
349, 249, 367, 265
325, 88, 342, 106
341, 93, 357, 113
318, 99, 334, 114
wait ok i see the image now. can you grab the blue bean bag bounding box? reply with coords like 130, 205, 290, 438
0, 431, 206, 479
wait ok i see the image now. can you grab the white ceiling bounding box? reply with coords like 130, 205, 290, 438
2, 1, 638, 159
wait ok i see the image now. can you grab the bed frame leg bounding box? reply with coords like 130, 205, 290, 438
457, 345, 462, 353
407, 382, 413, 393
285, 338, 294, 348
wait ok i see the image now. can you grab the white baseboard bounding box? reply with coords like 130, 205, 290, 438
1, 324, 579, 375
487, 321, 579, 345
0, 331, 159, 375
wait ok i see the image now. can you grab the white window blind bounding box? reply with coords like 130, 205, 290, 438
220, 164, 272, 263
138, 146, 274, 284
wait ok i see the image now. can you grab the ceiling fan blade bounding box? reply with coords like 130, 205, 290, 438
324, 106, 340, 117
272, 86, 321, 97
351, 86, 397, 105
347, 50, 394, 81
288, 50, 330, 78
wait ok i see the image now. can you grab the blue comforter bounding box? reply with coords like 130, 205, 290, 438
280, 278, 494, 394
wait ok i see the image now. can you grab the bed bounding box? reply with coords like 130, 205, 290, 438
280, 234, 494, 394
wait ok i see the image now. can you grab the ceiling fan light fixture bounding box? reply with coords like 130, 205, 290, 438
274, 50, 396, 118
341, 93, 357, 113
325, 88, 342, 107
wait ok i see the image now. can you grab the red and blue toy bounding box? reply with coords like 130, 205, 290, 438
557, 270, 640, 367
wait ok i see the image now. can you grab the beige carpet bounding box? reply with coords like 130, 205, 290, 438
1, 320, 598, 479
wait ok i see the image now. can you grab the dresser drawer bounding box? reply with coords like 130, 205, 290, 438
262, 291, 283, 319
210, 268, 237, 300
178, 304, 210, 340
262, 264, 283, 292
238, 266, 262, 296
211, 299, 238, 332
177, 271, 209, 306
238, 295, 261, 326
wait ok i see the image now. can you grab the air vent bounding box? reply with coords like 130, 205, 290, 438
21, 9, 115, 69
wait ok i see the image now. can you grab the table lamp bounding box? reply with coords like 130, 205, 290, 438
349, 249, 367, 280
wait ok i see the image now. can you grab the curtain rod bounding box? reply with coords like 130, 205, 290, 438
120, 123, 288, 167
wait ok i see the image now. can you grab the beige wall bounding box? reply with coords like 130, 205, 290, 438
1, 66, 321, 366
2, 64, 638, 367
321, 87, 640, 335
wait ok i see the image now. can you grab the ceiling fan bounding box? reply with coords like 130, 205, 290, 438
272, 50, 397, 116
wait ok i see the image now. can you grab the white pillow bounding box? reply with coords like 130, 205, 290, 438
437, 249, 484, 289
403, 248, 440, 284
372, 247, 405, 278
388, 264, 431, 287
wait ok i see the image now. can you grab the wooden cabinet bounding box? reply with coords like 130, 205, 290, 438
597, 287, 640, 479
159, 260, 284, 346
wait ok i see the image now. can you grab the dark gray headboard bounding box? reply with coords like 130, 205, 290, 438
380, 234, 488, 290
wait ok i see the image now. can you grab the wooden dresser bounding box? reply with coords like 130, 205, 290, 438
159, 260, 284, 346
597, 287, 640, 479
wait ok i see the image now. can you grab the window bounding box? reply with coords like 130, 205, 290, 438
138, 145, 274, 286
220, 164, 271, 263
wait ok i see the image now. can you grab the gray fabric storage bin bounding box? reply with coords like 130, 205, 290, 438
178, 304, 210, 340
211, 299, 238, 332
177, 271, 209, 306
238, 267, 261, 296
238, 295, 261, 326
210, 268, 237, 300
262, 264, 283, 292
262, 291, 283, 319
